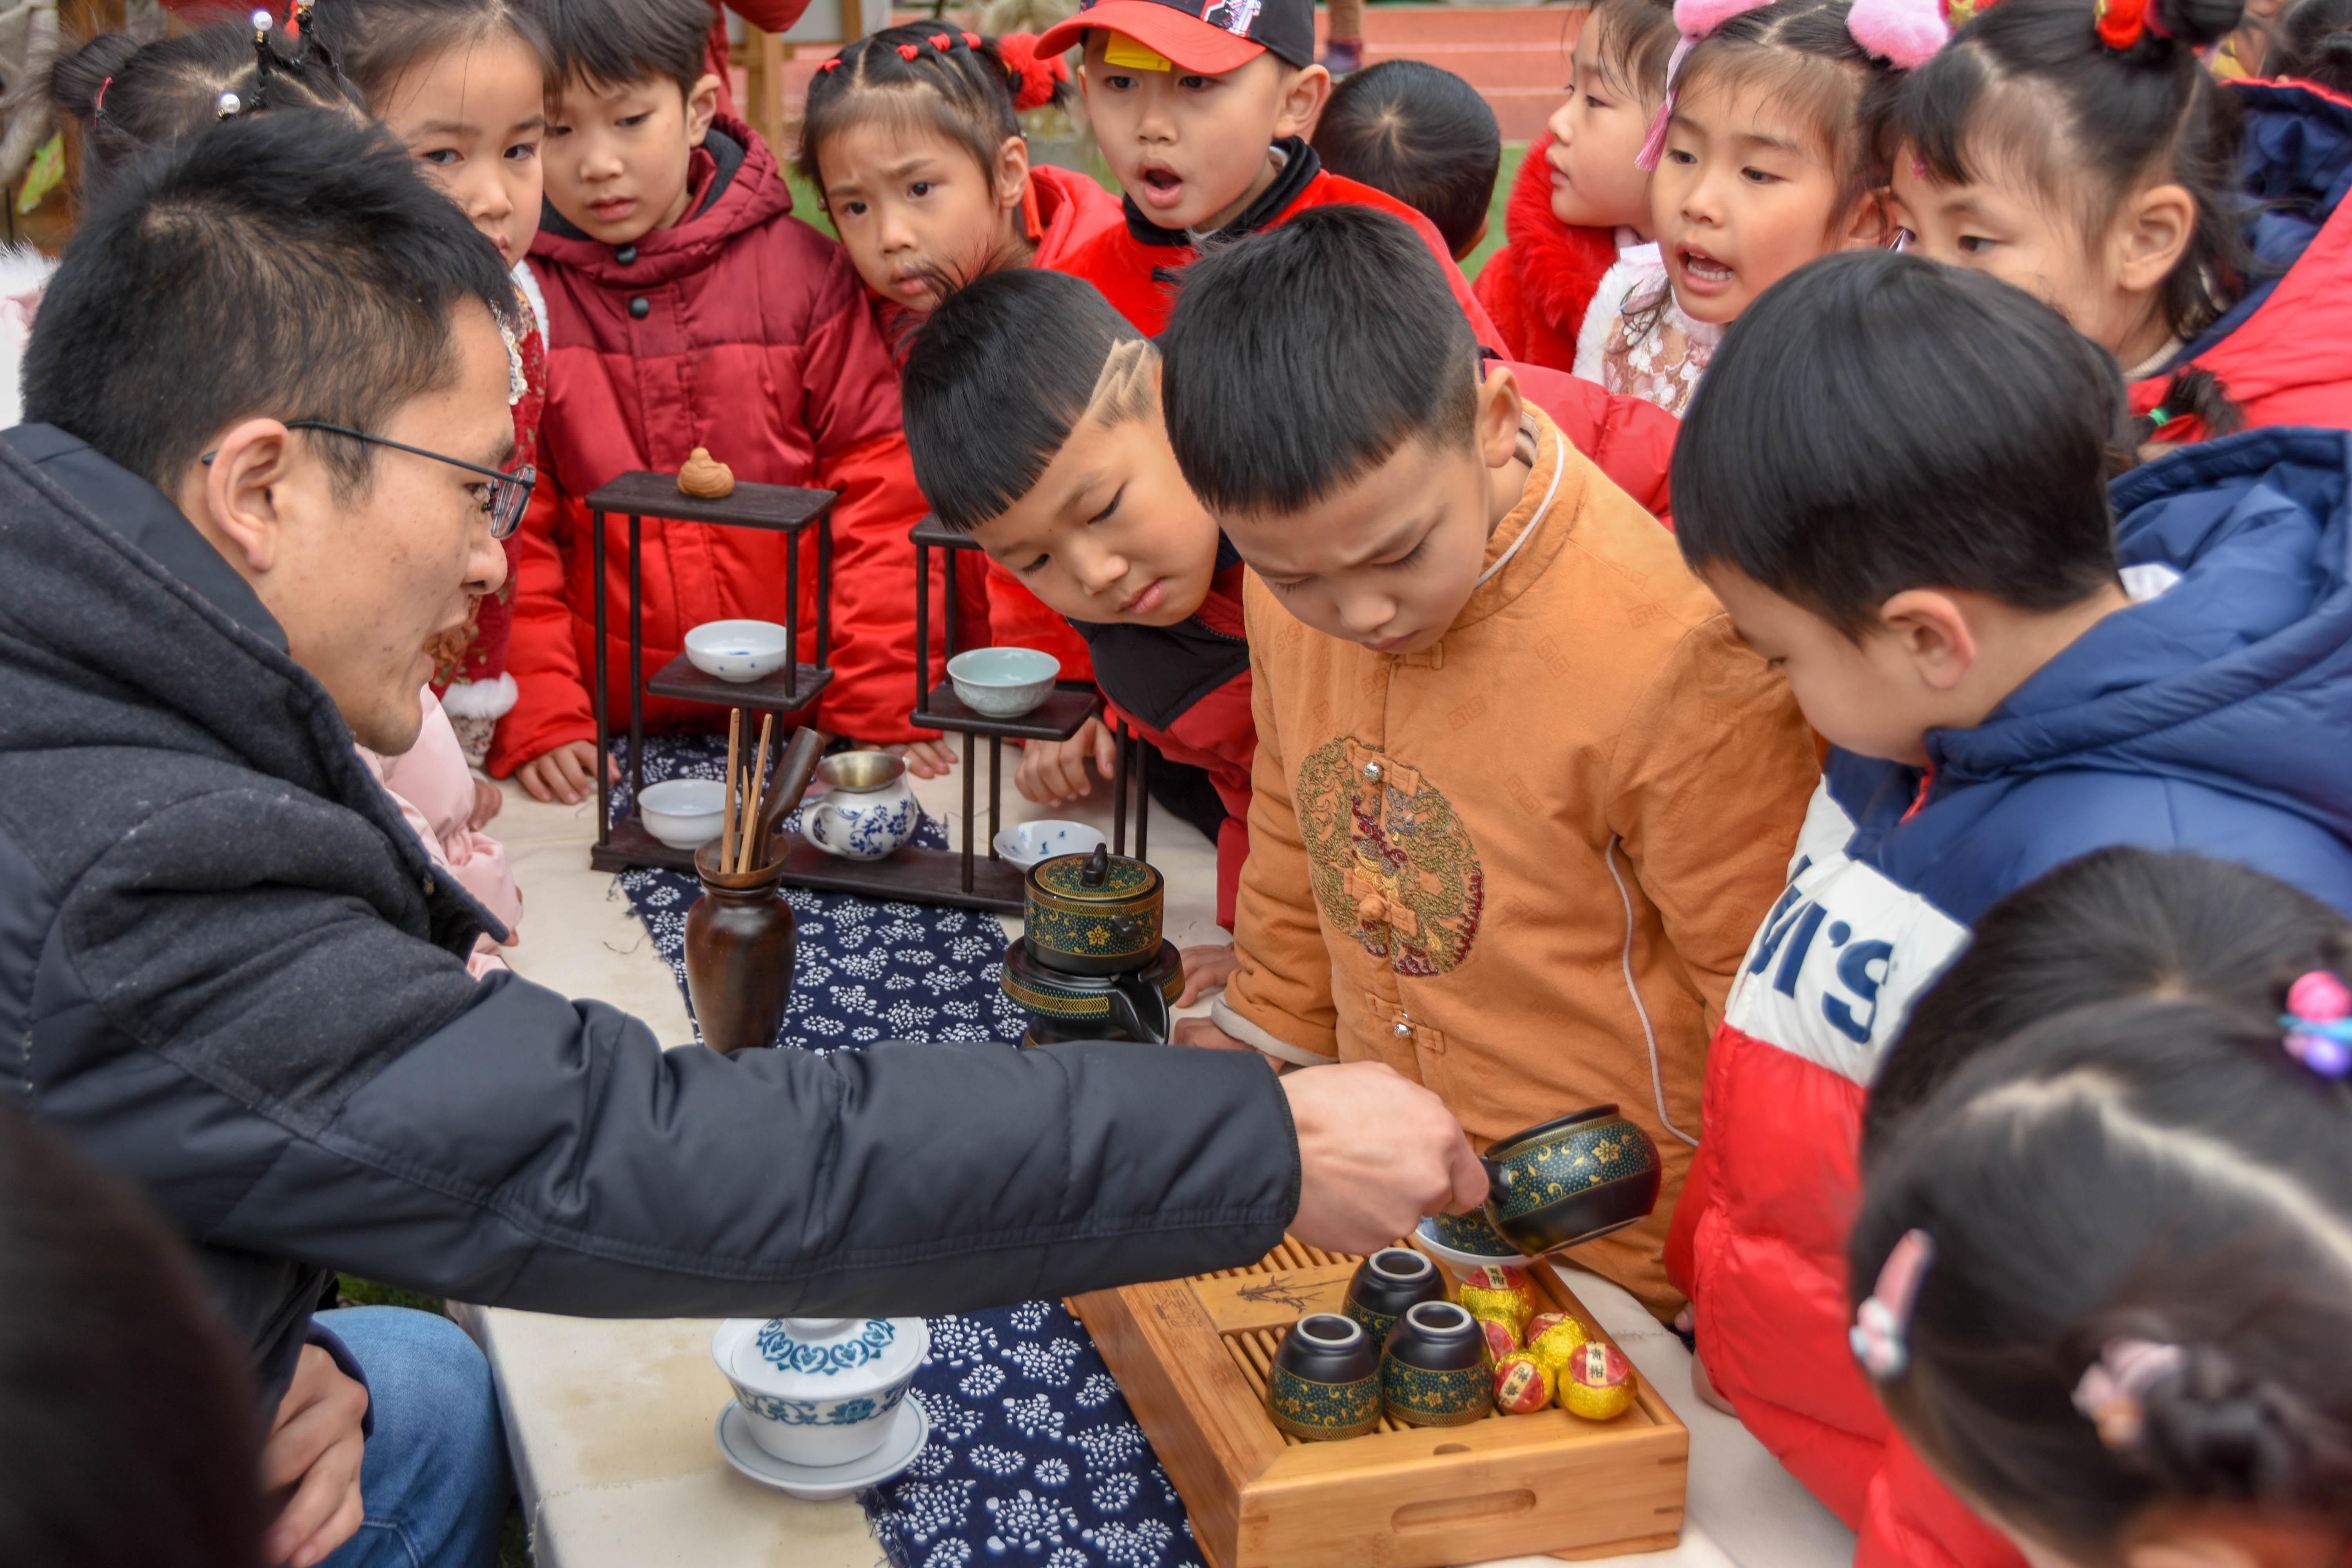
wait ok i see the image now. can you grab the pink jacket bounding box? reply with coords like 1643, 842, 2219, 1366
360, 689, 522, 979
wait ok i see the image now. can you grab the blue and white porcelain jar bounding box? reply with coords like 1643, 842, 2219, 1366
711, 1314, 930, 1466
802, 751, 920, 861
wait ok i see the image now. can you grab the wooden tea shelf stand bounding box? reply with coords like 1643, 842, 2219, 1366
1070, 1238, 1689, 1568
910, 515, 1154, 914
586, 486, 1154, 915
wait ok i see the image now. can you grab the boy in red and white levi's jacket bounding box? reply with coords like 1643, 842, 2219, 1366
1034, 0, 1499, 340
496, 0, 984, 799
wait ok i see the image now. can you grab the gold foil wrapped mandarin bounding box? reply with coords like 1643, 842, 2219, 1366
1559, 1342, 1635, 1421
1492, 1354, 1554, 1415
1528, 1320, 1591, 1380
678, 447, 736, 499
1457, 1264, 1535, 1341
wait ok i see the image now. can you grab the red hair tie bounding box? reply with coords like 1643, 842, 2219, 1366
928, 31, 953, 48
962, 31, 982, 46
2095, 0, 2149, 49
897, 42, 920, 59
819, 56, 841, 71
94, 74, 113, 114
995, 33, 1069, 113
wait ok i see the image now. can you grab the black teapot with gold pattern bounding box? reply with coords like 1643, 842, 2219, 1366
999, 844, 1181, 1045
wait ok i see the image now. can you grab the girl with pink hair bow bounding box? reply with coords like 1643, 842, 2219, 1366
1596, 0, 1944, 417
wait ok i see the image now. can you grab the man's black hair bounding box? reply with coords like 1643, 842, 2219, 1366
523, 0, 709, 94
900, 268, 1151, 532
1158, 205, 1477, 517
1311, 61, 1500, 258
1672, 250, 2127, 637
23, 110, 516, 499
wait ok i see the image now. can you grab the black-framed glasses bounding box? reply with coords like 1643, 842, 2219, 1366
203, 420, 536, 539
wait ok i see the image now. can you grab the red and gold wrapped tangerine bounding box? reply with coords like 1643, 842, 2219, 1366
1559, 1342, 1634, 1421
1478, 1317, 1520, 1363
1528, 1319, 1590, 1380
1492, 1353, 1554, 1415
1456, 1264, 1535, 1341
1525, 1311, 1574, 1345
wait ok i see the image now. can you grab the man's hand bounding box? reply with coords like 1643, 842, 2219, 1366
468, 777, 503, 830
1176, 944, 1240, 1006
1016, 717, 1117, 805
878, 738, 958, 779
513, 739, 615, 804
261, 1343, 370, 1568
1281, 1063, 1487, 1256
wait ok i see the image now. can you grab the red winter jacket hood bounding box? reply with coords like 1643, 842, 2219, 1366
2134, 79, 2352, 441
491, 120, 983, 777
1054, 140, 1499, 341
1472, 138, 1619, 377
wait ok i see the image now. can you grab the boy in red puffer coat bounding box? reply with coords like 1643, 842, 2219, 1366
497, 0, 984, 800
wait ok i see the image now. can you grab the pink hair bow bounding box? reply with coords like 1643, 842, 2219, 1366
1849, 1228, 1936, 1380
1633, 0, 1947, 171
2073, 1339, 2187, 1450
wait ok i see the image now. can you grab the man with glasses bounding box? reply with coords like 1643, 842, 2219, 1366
0, 115, 1483, 1566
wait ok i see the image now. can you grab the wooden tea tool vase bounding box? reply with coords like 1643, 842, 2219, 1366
682, 726, 828, 1054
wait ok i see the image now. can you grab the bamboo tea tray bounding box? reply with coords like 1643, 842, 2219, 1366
1069, 1238, 1687, 1568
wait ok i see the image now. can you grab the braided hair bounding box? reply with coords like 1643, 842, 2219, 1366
1850, 869, 2352, 1563
796, 22, 1066, 212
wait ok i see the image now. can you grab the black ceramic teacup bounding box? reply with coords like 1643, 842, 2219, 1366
1341, 1247, 1448, 1350
1267, 1313, 1381, 1442
1479, 1105, 1663, 1258
1379, 1300, 1494, 1428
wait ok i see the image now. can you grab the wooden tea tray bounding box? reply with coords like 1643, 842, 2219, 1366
1069, 1238, 1688, 1568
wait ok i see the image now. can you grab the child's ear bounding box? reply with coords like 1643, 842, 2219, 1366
2113, 181, 2196, 297
1474, 363, 1525, 471
995, 134, 1032, 214
1839, 187, 1894, 252
683, 72, 723, 146
1877, 588, 1976, 691
1272, 62, 1331, 140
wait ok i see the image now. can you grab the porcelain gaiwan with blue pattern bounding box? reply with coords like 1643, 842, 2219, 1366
710, 1314, 929, 1467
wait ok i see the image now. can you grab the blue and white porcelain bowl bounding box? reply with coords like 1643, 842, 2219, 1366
684, 618, 793, 684
946, 646, 1058, 718
711, 1314, 930, 1467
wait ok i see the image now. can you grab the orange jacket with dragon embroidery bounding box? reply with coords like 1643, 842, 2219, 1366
1209, 408, 1818, 1314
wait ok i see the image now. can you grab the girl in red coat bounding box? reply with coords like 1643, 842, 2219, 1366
797, 24, 1122, 688
1476, 0, 1677, 378
1883, 0, 2352, 444
1846, 851, 2352, 1568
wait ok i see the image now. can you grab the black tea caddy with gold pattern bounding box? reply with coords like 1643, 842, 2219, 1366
1000, 844, 1182, 1044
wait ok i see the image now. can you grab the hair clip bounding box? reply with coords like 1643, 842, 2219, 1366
216, 89, 243, 117
897, 42, 920, 59
2074, 1339, 2187, 1449
93, 74, 113, 116
1849, 0, 1948, 67
2280, 971, 2352, 1077
2095, 0, 2150, 48
1635, 0, 1766, 170
1850, 1229, 1935, 1380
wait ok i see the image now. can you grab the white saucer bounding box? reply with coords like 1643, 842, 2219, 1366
1414, 1216, 1535, 1274
714, 1396, 930, 1500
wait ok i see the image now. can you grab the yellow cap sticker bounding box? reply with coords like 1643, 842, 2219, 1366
1103, 34, 1174, 71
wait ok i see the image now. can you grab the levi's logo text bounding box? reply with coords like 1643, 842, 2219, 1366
1720, 781, 1971, 1087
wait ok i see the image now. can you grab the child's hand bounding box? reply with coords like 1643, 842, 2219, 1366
1171, 1015, 1284, 1071
468, 778, 504, 831
879, 738, 958, 779
1016, 717, 1118, 805
514, 740, 617, 804
1177, 943, 1240, 1005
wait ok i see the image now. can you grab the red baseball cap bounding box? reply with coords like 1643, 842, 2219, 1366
1038, 0, 1315, 76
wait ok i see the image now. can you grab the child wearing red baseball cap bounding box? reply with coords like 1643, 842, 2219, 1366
1036, 0, 1500, 337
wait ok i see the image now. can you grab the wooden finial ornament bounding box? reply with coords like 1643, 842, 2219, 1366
678, 448, 735, 499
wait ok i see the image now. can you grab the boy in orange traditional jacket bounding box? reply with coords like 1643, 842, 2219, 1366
1035, 0, 1499, 340
497, 0, 983, 799
1159, 208, 1817, 1314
